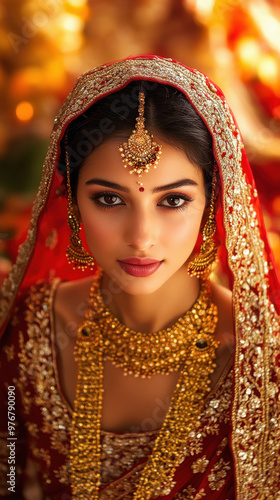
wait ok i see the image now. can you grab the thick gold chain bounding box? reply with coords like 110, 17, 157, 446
70, 270, 219, 498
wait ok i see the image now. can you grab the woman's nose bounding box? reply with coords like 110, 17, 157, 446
125, 208, 157, 251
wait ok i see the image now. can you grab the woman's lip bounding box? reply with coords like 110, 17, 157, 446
119, 257, 161, 265
117, 259, 163, 277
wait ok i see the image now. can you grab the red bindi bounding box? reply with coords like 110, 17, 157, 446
139, 187, 144, 192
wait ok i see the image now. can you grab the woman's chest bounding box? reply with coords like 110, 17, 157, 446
56, 331, 180, 433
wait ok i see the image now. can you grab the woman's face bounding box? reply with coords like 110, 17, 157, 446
76, 136, 206, 295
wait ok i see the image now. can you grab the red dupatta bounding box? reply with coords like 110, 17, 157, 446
0, 55, 279, 498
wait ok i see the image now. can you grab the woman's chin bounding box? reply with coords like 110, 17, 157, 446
101, 264, 189, 298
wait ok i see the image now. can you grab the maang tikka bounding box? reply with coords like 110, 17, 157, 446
65, 135, 94, 271
118, 86, 162, 189
187, 164, 218, 277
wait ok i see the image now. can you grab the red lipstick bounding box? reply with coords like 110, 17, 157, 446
117, 258, 163, 277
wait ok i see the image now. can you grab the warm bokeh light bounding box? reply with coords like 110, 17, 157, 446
58, 13, 84, 33
59, 32, 84, 53
15, 101, 34, 122
185, 0, 215, 19
248, 0, 280, 54
11, 64, 67, 96
66, 0, 88, 7
236, 37, 261, 74
272, 196, 280, 215
11, 67, 44, 96
267, 231, 280, 266
257, 53, 279, 86
273, 106, 280, 119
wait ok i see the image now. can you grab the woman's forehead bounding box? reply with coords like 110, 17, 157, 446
78, 137, 205, 191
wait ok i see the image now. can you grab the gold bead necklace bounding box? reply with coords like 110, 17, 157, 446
70, 269, 219, 499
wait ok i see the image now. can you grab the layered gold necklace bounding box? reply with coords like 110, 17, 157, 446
70, 269, 219, 499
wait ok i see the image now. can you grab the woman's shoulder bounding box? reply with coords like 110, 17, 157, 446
210, 280, 234, 344
210, 280, 232, 313
209, 280, 234, 382
54, 276, 92, 328
55, 275, 92, 302
210, 279, 234, 349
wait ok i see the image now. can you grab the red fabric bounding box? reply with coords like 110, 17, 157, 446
0, 283, 234, 499
0, 309, 72, 500
0, 55, 278, 334
1, 55, 279, 499
13, 56, 279, 311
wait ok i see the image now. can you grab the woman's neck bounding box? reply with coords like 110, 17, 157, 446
101, 270, 200, 333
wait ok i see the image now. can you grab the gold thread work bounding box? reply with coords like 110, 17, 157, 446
70, 269, 219, 499
119, 88, 162, 177
2, 58, 279, 498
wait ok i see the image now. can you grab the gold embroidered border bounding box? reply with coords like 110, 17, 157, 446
1, 57, 280, 497
16, 281, 72, 482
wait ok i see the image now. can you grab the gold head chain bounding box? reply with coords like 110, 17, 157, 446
118, 86, 162, 190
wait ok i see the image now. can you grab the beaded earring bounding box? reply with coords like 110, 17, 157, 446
65, 135, 94, 271
187, 165, 218, 277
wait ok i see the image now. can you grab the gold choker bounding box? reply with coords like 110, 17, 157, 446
70, 270, 219, 499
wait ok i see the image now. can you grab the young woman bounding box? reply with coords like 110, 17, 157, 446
0, 55, 279, 500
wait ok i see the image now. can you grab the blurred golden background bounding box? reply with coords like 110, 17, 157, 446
0, 0, 280, 280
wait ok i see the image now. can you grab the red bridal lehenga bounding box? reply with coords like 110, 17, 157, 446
0, 56, 279, 500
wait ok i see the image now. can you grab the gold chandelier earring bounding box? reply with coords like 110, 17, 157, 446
187, 164, 218, 277
65, 135, 94, 271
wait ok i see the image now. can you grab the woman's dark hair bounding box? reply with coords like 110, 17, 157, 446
60, 81, 216, 202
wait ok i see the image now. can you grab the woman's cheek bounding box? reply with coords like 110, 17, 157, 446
168, 212, 202, 248
83, 219, 110, 246
82, 213, 119, 251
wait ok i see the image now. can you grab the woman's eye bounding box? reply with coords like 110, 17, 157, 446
101, 194, 120, 205
160, 195, 192, 208
91, 192, 124, 207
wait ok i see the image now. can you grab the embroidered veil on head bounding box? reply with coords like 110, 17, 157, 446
0, 55, 279, 498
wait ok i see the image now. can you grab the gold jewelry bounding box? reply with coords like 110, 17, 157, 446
118, 88, 162, 177
187, 165, 218, 277
70, 269, 219, 499
65, 136, 94, 271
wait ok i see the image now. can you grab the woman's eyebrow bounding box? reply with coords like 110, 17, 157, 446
85, 178, 198, 193
85, 178, 129, 193
152, 179, 198, 193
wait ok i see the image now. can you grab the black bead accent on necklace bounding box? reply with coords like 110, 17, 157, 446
71, 269, 219, 500
81, 327, 89, 337
196, 339, 208, 349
